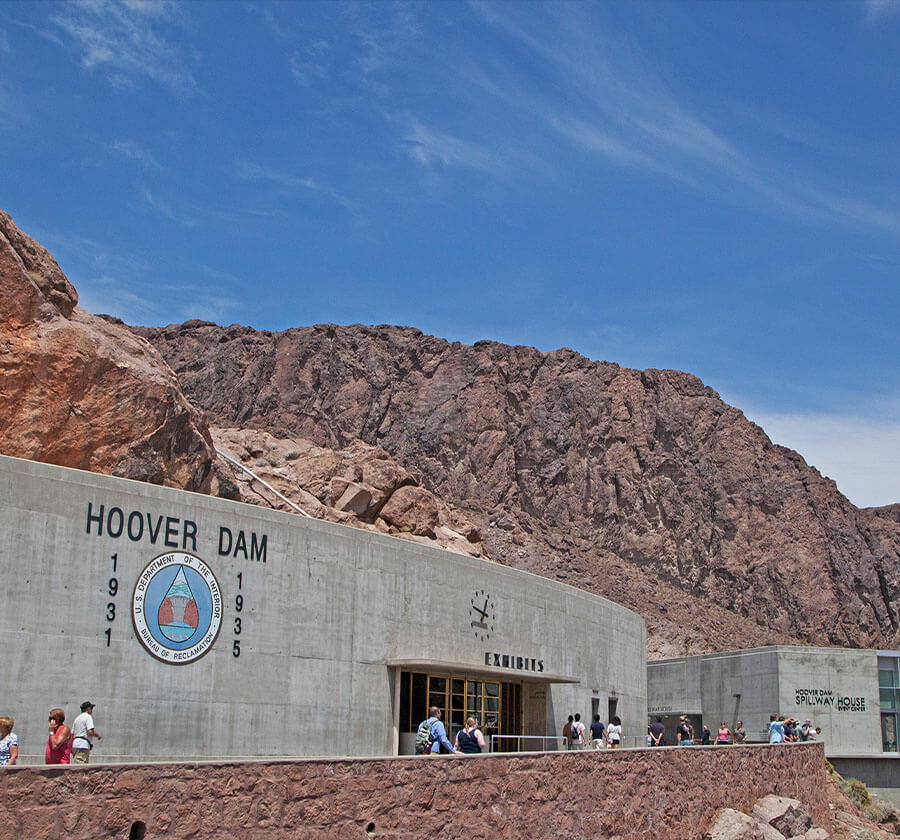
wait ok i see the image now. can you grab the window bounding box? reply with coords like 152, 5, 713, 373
399, 670, 521, 750
878, 656, 899, 753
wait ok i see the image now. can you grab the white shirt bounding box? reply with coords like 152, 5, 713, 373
71, 712, 94, 748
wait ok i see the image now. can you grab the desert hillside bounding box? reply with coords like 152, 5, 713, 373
135, 320, 900, 656
2, 208, 898, 657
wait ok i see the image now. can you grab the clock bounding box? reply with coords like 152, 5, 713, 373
469, 589, 495, 641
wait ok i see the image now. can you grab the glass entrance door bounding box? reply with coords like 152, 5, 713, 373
399, 670, 522, 750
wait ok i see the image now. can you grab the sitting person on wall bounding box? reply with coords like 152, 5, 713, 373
590, 714, 606, 749
715, 722, 730, 745
46, 708, 72, 764
454, 717, 486, 754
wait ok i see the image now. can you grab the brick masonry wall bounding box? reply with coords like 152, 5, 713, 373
0, 743, 830, 840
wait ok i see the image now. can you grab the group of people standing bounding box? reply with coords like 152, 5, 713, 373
768, 715, 819, 743
0, 701, 101, 766
671, 716, 748, 746
562, 714, 623, 750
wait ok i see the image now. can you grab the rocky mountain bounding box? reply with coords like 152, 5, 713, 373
3, 207, 898, 657
134, 321, 900, 656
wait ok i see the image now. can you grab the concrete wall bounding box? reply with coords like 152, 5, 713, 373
0, 744, 832, 840
775, 647, 881, 756
0, 456, 645, 762
648, 647, 884, 752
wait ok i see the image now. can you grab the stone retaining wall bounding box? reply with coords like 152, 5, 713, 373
0, 743, 830, 840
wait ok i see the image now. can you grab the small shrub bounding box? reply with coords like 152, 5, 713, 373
285, 450, 301, 461
840, 777, 872, 808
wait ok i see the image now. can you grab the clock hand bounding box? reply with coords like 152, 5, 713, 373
472, 604, 488, 619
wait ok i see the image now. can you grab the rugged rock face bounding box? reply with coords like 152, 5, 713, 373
0, 210, 232, 496
212, 427, 484, 557
135, 322, 900, 655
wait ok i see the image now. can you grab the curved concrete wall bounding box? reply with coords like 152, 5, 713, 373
0, 456, 645, 763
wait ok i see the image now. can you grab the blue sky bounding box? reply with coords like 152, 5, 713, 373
1, 1, 898, 507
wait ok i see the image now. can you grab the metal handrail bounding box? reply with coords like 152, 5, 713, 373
215, 447, 312, 518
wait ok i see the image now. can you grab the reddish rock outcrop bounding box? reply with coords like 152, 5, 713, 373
0, 210, 232, 496
213, 427, 483, 557
136, 322, 900, 655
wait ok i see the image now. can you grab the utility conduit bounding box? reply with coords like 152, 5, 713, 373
215, 447, 312, 518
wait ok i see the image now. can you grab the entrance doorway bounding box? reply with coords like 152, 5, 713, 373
398, 670, 523, 751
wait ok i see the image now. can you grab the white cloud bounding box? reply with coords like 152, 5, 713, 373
110, 139, 161, 170
234, 160, 360, 213
401, 118, 507, 173
467, 3, 900, 242
140, 186, 196, 227
50, 0, 194, 90
744, 408, 900, 508
863, 0, 900, 23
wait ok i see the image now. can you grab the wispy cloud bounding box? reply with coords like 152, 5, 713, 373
467, 3, 900, 241
234, 160, 360, 212
863, 0, 900, 23
110, 139, 161, 170
401, 118, 507, 173
140, 186, 196, 227
50, 0, 194, 90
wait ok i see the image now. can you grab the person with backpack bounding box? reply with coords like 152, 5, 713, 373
415, 707, 456, 755
571, 713, 586, 749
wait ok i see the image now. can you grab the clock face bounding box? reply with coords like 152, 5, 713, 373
469, 589, 495, 641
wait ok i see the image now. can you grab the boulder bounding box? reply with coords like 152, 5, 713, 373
378, 485, 440, 537
0, 209, 230, 496
704, 808, 786, 840
751, 796, 813, 839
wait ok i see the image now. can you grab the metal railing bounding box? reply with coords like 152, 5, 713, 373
490, 734, 646, 752
215, 447, 312, 518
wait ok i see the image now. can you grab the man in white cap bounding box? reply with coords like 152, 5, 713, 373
71, 701, 102, 764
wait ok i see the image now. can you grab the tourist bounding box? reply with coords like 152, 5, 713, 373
0, 716, 18, 765
715, 721, 730, 745
590, 714, 606, 749
701, 724, 711, 745
677, 716, 693, 746
571, 713, 586, 749
783, 718, 797, 742
799, 719, 813, 741
648, 716, 665, 746
562, 715, 574, 750
768, 714, 785, 744
606, 716, 623, 748
426, 707, 456, 754
71, 701, 102, 764
732, 720, 747, 744
46, 708, 72, 764
454, 717, 486, 754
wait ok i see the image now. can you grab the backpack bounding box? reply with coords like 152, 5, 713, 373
415, 717, 435, 755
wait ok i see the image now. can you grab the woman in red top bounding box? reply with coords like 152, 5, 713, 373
46, 708, 72, 764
